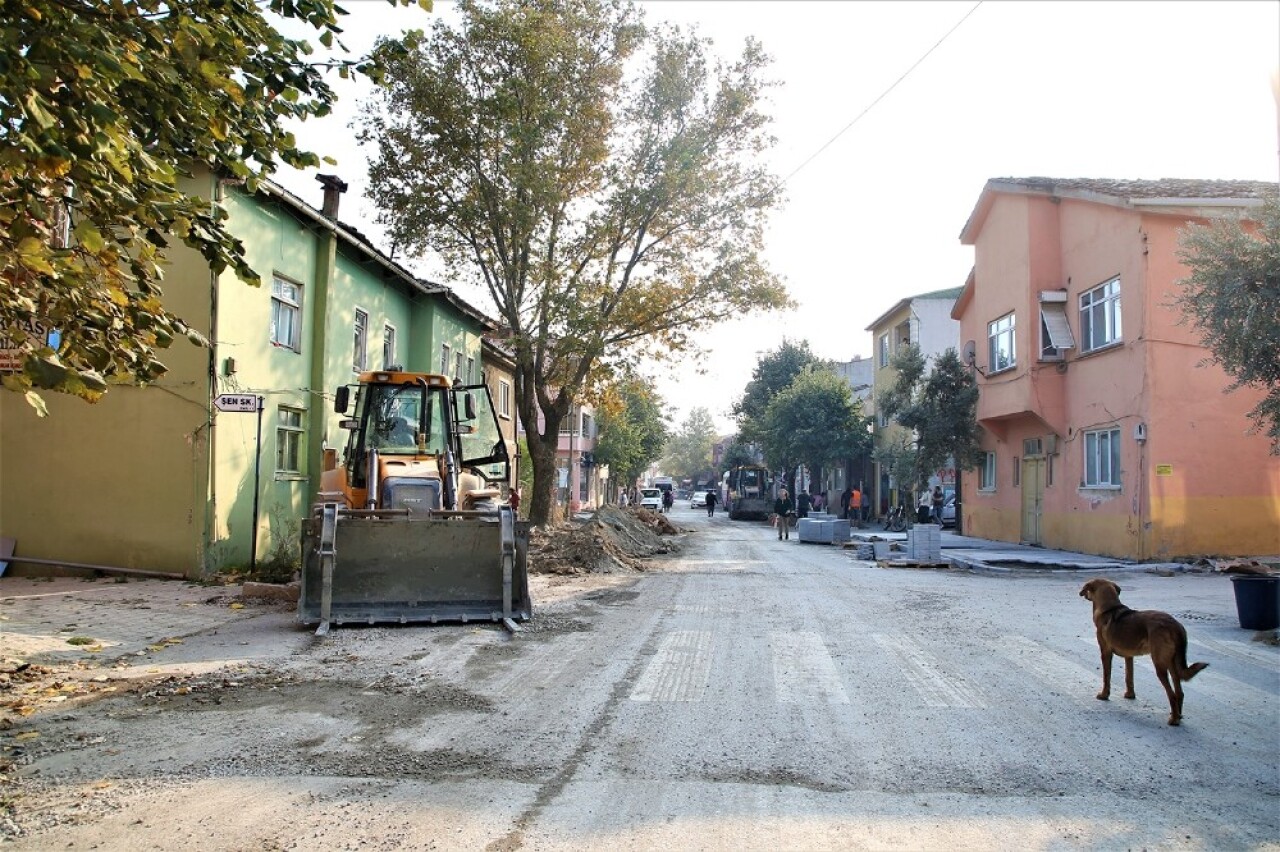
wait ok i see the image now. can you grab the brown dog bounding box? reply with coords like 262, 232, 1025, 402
1079, 578, 1209, 726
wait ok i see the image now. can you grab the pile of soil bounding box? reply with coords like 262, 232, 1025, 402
528, 505, 681, 575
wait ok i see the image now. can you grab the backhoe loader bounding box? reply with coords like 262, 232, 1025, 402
299, 370, 530, 634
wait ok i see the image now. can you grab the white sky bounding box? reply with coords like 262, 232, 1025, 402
273, 0, 1280, 433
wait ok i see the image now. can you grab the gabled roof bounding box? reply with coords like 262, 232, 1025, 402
960, 176, 1278, 245
865, 286, 965, 332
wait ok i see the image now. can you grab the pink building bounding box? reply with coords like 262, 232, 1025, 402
953, 177, 1279, 560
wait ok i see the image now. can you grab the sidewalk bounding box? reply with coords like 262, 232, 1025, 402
849, 526, 1239, 574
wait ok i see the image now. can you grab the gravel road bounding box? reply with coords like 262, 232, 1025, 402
2, 507, 1277, 850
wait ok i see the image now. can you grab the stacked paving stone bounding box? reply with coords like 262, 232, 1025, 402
907, 524, 942, 562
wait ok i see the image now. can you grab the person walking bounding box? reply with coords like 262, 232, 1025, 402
705, 489, 718, 517
796, 489, 811, 519
773, 488, 795, 540
849, 486, 861, 527
861, 487, 871, 524
840, 486, 852, 521
931, 485, 945, 525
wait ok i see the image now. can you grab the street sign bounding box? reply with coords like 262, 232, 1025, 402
214, 393, 260, 413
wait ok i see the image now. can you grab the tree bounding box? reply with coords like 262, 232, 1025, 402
733, 339, 820, 446
1176, 195, 1280, 453
877, 344, 983, 489
758, 365, 870, 493
359, 0, 789, 524
0, 0, 424, 413
593, 376, 667, 492
721, 439, 758, 470
663, 407, 717, 481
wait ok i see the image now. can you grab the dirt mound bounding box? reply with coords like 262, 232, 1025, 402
528, 505, 681, 575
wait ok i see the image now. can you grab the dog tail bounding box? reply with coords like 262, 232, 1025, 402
1177, 634, 1209, 681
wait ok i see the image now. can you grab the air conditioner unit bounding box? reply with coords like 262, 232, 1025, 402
1133, 422, 1148, 443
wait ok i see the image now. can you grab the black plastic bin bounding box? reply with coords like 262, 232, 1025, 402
1230, 575, 1280, 630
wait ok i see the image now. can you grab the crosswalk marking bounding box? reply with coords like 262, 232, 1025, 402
872, 633, 985, 708
1191, 635, 1280, 668
770, 631, 849, 704
1000, 634, 1102, 691
630, 630, 714, 702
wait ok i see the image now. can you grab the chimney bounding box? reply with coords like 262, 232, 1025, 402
316, 174, 348, 219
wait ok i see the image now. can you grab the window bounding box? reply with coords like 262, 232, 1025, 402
383, 324, 397, 369
979, 452, 996, 490
352, 308, 368, 372
440, 343, 451, 375
498, 379, 512, 418
581, 413, 594, 439
270, 276, 302, 351
878, 410, 889, 428
454, 352, 464, 383
1080, 277, 1122, 352
276, 407, 304, 474
987, 313, 1016, 373
466, 357, 475, 384
879, 333, 890, 367
1013, 457, 1020, 487
1084, 427, 1122, 488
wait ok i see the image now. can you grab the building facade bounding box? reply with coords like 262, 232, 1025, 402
865, 288, 963, 516
0, 170, 496, 576
953, 177, 1279, 559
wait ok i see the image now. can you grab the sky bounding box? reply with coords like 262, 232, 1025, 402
272, 0, 1280, 434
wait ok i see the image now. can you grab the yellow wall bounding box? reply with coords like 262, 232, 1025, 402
0, 172, 217, 575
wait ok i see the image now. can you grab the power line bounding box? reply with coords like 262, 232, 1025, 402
777, 1, 984, 188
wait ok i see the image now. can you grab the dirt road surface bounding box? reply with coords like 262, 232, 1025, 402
2, 507, 1277, 850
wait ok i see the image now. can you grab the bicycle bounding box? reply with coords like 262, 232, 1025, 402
883, 504, 909, 533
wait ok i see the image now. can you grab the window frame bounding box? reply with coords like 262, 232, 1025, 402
382, 323, 397, 370
1080, 277, 1122, 353
498, 379, 512, 419
440, 343, 451, 376
879, 333, 890, 367
352, 308, 369, 372
1083, 427, 1122, 488
270, 275, 302, 352
979, 452, 997, 491
275, 406, 305, 476
987, 312, 1016, 374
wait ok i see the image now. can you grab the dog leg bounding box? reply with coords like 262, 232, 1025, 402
1155, 664, 1182, 726
1097, 648, 1112, 700
1122, 656, 1136, 700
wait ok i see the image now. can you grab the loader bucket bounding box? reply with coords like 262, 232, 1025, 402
299, 506, 531, 631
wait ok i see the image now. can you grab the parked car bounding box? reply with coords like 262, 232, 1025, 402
941, 494, 956, 527
690, 490, 711, 508
639, 488, 664, 512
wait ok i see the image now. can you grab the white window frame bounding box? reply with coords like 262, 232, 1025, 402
1083, 427, 1122, 488
276, 407, 305, 475
454, 352, 464, 383
987, 312, 1016, 373
466, 356, 475, 384
440, 343, 451, 376
498, 379, 512, 419
979, 452, 996, 491
879, 333, 890, 367
1080, 277, 1122, 353
1039, 301, 1075, 361
352, 308, 368, 372
270, 275, 302, 352
382, 323, 397, 370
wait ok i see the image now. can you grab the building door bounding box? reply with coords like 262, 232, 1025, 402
1020, 457, 1045, 545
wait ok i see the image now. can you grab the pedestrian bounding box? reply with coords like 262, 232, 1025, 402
849, 486, 861, 527
705, 489, 718, 517
618, 489, 629, 508
796, 489, 811, 519
509, 487, 521, 517
931, 485, 945, 525
773, 488, 794, 540
662, 488, 674, 513
813, 491, 824, 513
840, 486, 852, 521
860, 488, 871, 523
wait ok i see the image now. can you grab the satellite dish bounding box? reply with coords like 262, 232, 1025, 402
962, 340, 977, 365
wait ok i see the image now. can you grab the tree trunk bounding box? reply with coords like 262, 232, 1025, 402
525, 427, 561, 526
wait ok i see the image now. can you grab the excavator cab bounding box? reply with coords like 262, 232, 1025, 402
299, 371, 529, 634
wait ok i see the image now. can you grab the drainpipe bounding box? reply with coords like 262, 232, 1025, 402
307, 175, 345, 506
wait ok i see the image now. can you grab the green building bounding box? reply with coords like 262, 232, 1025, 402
0, 170, 495, 577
